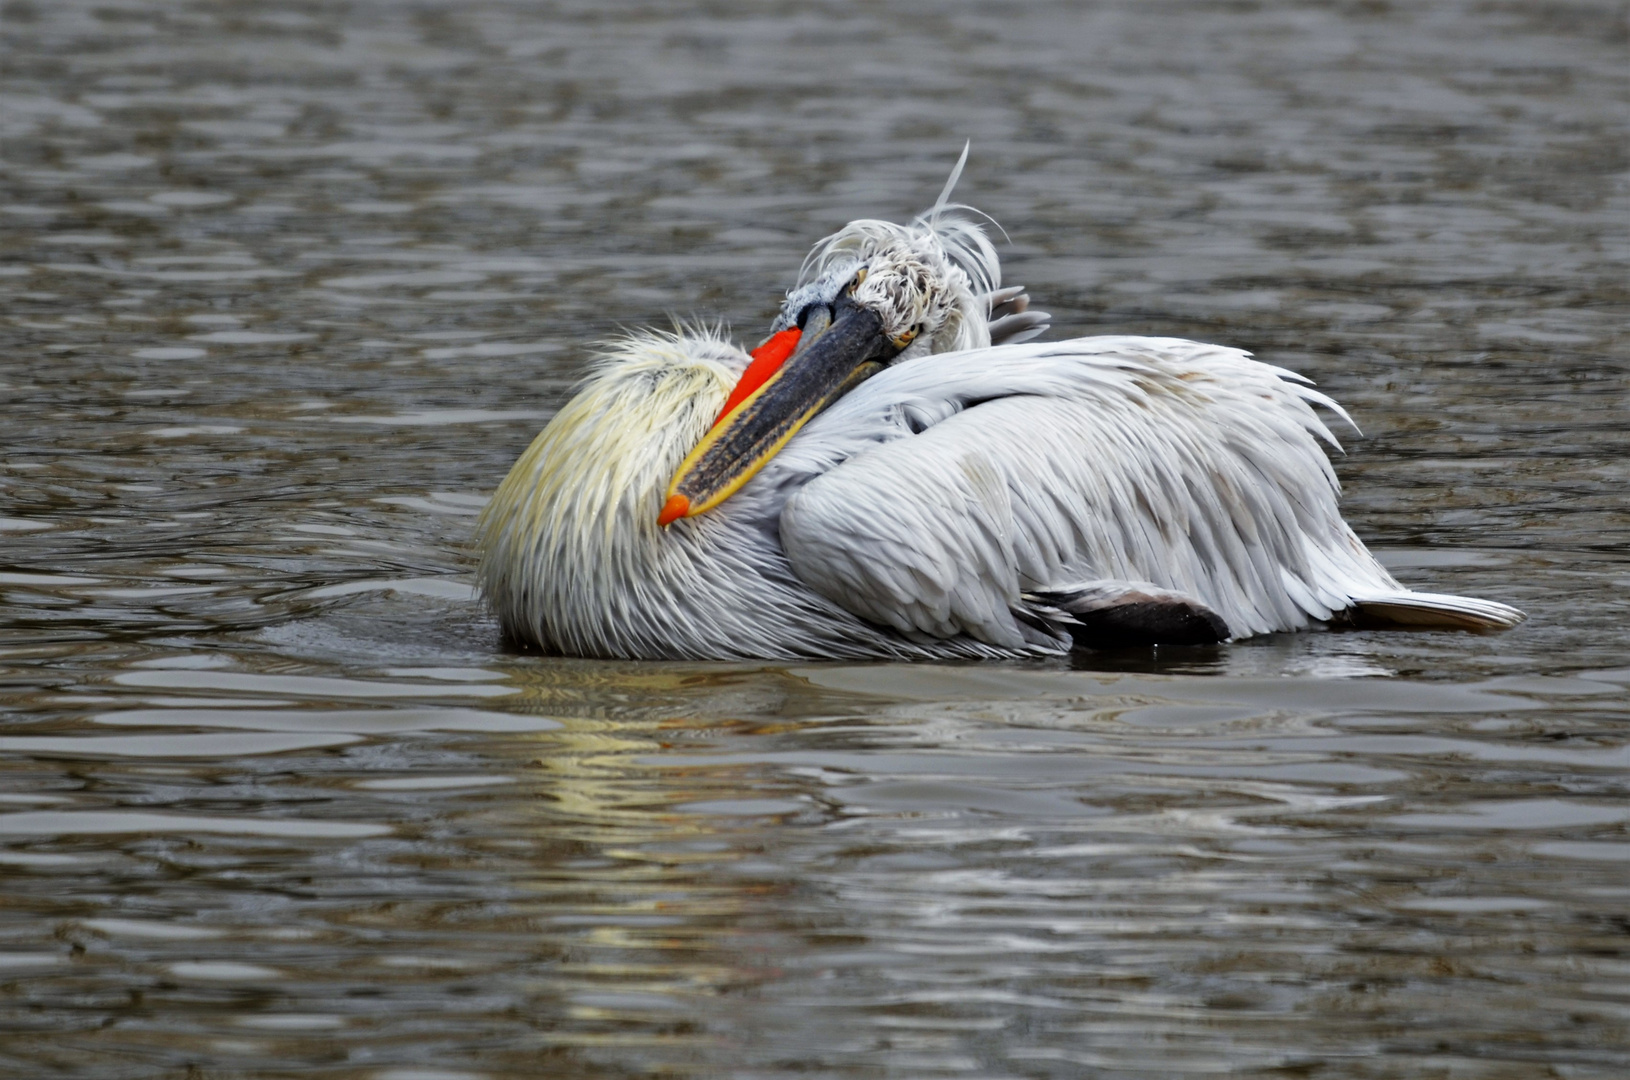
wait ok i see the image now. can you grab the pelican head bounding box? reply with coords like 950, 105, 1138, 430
659, 209, 1002, 525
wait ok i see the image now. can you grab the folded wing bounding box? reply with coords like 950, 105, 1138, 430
776, 335, 1415, 647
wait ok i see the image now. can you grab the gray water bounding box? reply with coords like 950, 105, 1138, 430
2, 1, 1628, 1076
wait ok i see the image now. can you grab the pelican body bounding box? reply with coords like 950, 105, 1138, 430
478, 193, 1522, 660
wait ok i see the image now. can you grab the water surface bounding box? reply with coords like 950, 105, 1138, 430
2, 1, 1627, 1076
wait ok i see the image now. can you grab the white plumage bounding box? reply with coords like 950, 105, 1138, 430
477, 179, 1523, 660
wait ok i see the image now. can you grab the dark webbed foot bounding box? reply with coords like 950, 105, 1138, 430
1023, 581, 1230, 650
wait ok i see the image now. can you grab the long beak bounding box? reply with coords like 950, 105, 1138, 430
660, 298, 893, 525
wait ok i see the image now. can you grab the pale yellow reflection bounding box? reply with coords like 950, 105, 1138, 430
473, 658, 869, 1040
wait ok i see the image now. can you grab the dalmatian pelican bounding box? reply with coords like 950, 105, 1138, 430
476, 160, 1524, 660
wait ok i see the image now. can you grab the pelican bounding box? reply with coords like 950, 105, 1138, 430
476, 160, 1523, 660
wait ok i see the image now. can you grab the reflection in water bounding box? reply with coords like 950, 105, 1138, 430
4, 651, 1630, 1074
2, 0, 1628, 1076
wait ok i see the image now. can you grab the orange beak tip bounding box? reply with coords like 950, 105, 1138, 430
657, 494, 690, 527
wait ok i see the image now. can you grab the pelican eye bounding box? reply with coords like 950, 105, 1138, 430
891, 327, 918, 350
846, 267, 868, 295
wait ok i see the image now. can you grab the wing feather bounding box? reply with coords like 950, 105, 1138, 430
774, 335, 1402, 644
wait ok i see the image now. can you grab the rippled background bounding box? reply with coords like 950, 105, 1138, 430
3, 1, 1627, 1076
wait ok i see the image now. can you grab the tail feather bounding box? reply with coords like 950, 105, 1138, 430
1347, 590, 1525, 632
